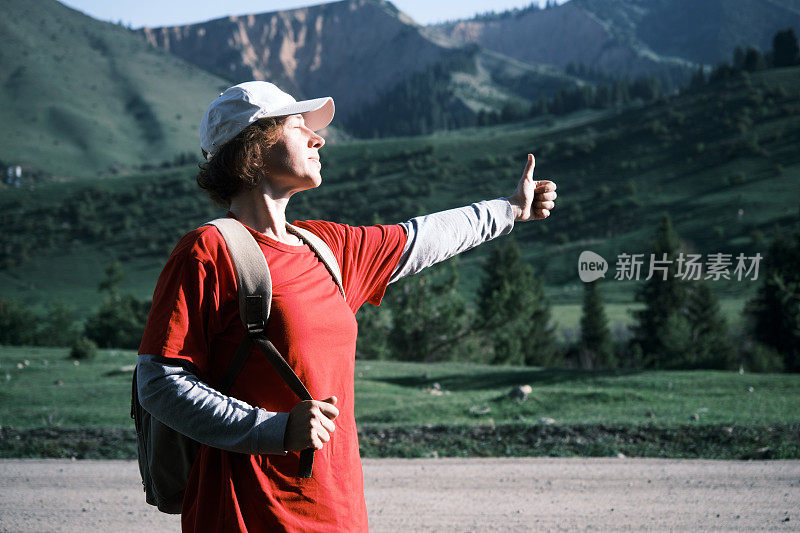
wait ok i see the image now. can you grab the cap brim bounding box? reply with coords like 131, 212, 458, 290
268, 97, 334, 131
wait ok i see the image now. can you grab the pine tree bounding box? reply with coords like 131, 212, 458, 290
595, 82, 612, 108
743, 47, 766, 72
745, 228, 800, 372
681, 281, 733, 369
630, 214, 687, 367
612, 81, 630, 106
579, 280, 614, 369
525, 274, 558, 367
386, 263, 470, 362
476, 239, 558, 366
629, 76, 662, 102
733, 46, 746, 70
772, 28, 800, 68
98, 259, 124, 296
689, 64, 706, 89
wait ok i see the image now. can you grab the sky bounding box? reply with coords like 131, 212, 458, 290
57, 0, 567, 28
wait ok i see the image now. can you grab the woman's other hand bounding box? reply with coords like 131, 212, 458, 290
507, 154, 557, 222
284, 396, 339, 451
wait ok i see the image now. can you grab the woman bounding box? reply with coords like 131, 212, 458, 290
137, 81, 557, 532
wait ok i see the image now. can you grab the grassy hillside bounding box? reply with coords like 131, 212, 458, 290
0, 0, 230, 179
1, 67, 798, 331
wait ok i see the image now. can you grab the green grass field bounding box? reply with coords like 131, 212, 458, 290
2, 345, 797, 459
2, 345, 796, 429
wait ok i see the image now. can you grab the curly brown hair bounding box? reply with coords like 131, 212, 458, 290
197, 117, 286, 207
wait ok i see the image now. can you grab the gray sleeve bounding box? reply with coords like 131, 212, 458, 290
136, 353, 289, 455
390, 197, 516, 283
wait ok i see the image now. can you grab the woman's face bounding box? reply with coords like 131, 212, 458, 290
263, 114, 325, 195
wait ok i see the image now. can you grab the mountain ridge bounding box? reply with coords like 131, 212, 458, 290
432, 0, 800, 83
137, 0, 581, 132
138, 0, 455, 117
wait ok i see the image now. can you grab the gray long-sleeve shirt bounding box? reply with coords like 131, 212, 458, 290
137, 198, 516, 455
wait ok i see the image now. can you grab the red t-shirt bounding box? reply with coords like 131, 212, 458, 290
139, 216, 407, 532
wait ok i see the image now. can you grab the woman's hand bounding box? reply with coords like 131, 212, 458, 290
284, 396, 339, 451
507, 154, 557, 222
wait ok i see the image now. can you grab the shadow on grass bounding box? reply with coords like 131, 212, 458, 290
375, 367, 643, 391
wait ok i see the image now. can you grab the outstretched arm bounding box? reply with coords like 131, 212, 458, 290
391, 154, 557, 282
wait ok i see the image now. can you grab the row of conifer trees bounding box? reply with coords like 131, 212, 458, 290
356, 214, 799, 373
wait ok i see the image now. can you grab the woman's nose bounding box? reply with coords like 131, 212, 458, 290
310, 132, 325, 149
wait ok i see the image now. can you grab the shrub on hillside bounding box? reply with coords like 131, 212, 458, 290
40, 301, 80, 347
739, 341, 784, 373
70, 336, 98, 360
355, 304, 391, 360
0, 298, 36, 346
83, 294, 150, 349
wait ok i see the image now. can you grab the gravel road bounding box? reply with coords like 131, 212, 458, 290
1, 458, 797, 531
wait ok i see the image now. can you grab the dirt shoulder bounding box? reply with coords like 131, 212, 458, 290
1, 458, 797, 532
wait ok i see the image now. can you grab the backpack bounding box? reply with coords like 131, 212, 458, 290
131, 218, 346, 514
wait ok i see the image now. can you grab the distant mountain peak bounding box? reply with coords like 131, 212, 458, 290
137, 0, 538, 120
434, 0, 800, 72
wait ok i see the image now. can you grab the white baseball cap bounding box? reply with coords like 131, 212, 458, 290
200, 81, 335, 158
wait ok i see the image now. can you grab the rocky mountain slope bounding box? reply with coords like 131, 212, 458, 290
140, 0, 449, 117
136, 0, 800, 136
138, 0, 579, 126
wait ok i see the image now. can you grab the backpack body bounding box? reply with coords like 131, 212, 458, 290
131, 370, 202, 513
131, 219, 344, 514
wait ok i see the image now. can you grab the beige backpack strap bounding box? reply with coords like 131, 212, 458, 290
205, 218, 272, 327
286, 223, 346, 300
203, 217, 315, 477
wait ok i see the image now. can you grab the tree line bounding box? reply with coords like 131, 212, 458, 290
352, 27, 800, 136
484, 28, 800, 128
690, 28, 799, 88
355, 214, 800, 373
0, 260, 150, 357
1, 214, 797, 372
627, 214, 799, 373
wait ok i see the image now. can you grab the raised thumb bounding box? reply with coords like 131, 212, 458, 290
526, 153, 536, 177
